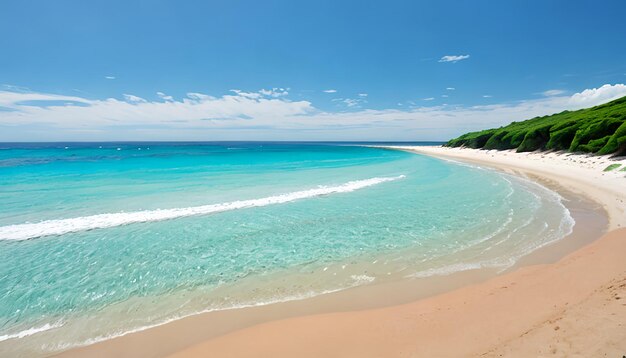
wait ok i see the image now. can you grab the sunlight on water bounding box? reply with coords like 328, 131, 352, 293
0, 143, 573, 356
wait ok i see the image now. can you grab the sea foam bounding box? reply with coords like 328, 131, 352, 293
0, 175, 405, 241
0, 322, 63, 342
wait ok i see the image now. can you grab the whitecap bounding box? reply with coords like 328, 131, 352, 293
0, 175, 405, 241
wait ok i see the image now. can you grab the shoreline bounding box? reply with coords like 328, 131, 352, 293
55, 146, 625, 357
166, 229, 626, 358
385, 146, 626, 230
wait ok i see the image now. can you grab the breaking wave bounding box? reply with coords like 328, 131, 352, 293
0, 175, 405, 241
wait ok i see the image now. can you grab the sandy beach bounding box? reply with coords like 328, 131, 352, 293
5, 2, 626, 357
169, 229, 626, 358
57, 146, 626, 357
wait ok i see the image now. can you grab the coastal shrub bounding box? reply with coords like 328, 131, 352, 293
577, 135, 611, 153
469, 131, 496, 148
517, 125, 551, 152
598, 121, 626, 155
445, 95, 626, 155
546, 122, 579, 150
484, 130, 514, 150
569, 118, 622, 152
447, 129, 496, 148
502, 130, 528, 149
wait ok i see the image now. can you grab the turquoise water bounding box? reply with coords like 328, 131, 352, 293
0, 143, 573, 355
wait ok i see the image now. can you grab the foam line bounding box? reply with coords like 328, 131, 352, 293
0, 175, 405, 241
0, 322, 63, 342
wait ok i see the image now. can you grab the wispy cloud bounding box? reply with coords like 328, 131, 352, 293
259, 88, 289, 98
0, 91, 90, 108
323, 89, 337, 93
541, 89, 565, 97
483, 95, 493, 98
446, 87, 455, 90
423, 97, 435, 101
229, 89, 261, 99
342, 99, 361, 107
2, 84, 30, 92
358, 93, 368, 97
2, 84, 625, 141
123, 94, 147, 103
332, 97, 367, 108
439, 55, 470, 63
105, 76, 116, 80
156, 91, 174, 102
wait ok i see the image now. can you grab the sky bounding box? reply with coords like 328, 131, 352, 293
1, 0, 626, 142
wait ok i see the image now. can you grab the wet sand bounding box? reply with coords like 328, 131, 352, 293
168, 228, 626, 358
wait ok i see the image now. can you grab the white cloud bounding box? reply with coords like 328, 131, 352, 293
358, 93, 368, 97
446, 87, 455, 90
156, 92, 174, 102
123, 94, 146, 103
259, 88, 289, 98
568, 84, 626, 106
342, 99, 360, 107
230, 88, 291, 99
441, 95, 449, 98
542, 89, 565, 97
333, 97, 366, 108
0, 91, 90, 108
1, 84, 624, 141
423, 97, 435, 101
483, 95, 493, 98
439, 55, 470, 63
323, 89, 337, 93
229, 89, 262, 99
105, 76, 116, 80
186, 92, 214, 101
2, 84, 30, 92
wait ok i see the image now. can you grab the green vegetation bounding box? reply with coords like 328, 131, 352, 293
603, 164, 621, 172
446, 96, 626, 156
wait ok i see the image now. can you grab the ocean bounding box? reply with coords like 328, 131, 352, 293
0, 142, 574, 356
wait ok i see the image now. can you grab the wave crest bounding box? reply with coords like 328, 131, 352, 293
0, 175, 405, 241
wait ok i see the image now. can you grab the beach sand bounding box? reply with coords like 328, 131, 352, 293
168, 229, 626, 358
59, 146, 626, 357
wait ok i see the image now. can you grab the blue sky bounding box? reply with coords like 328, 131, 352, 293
1, 0, 626, 141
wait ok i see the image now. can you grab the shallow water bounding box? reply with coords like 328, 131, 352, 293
0, 142, 573, 356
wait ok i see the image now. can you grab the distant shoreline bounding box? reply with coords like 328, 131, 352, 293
0, 140, 447, 145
